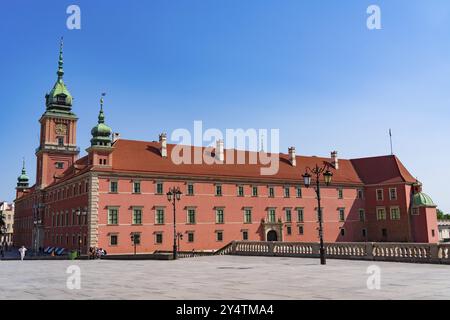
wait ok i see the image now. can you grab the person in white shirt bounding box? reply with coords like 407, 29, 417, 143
18, 246, 27, 261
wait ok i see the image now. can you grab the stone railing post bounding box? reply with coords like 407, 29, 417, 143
231, 241, 237, 254
429, 244, 439, 263
365, 242, 374, 260
268, 242, 275, 256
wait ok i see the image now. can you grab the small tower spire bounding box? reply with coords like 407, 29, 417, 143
57, 37, 64, 81
17, 158, 30, 189
98, 93, 106, 123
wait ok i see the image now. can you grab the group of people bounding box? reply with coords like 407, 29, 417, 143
89, 247, 107, 259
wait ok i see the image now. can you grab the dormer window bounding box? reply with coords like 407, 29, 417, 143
57, 95, 66, 103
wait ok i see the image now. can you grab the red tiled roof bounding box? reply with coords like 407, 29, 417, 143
34, 139, 416, 190
351, 155, 416, 185
110, 139, 363, 184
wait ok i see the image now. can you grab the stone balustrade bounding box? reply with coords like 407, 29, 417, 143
223, 241, 450, 265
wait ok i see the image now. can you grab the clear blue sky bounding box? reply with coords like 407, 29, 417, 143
0, 0, 449, 212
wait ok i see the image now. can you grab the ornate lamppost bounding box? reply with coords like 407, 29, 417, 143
302, 162, 333, 265
33, 219, 42, 256
167, 187, 182, 260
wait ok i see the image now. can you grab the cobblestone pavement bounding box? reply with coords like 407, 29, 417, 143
1, 256, 449, 300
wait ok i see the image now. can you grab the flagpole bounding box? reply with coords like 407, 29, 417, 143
389, 129, 393, 155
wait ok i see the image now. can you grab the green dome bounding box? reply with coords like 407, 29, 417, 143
18, 173, 29, 182
90, 96, 112, 147
413, 192, 436, 208
91, 122, 112, 136
17, 161, 30, 189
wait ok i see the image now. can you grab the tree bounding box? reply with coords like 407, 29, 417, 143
437, 209, 450, 220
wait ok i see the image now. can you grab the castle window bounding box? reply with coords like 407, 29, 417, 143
376, 189, 384, 201
268, 187, 275, 198
57, 95, 66, 103
155, 233, 163, 244
132, 208, 142, 225
57, 136, 64, 147
237, 185, 244, 197
187, 208, 196, 224
110, 181, 118, 193
377, 207, 386, 220
252, 186, 258, 197
215, 185, 222, 196
156, 182, 164, 195
133, 181, 141, 194
296, 187, 302, 198
155, 208, 165, 225
244, 208, 252, 224
216, 231, 224, 242
338, 208, 345, 222
107, 208, 119, 225
357, 189, 364, 199
340, 228, 345, 236
285, 208, 292, 222
109, 234, 118, 246
359, 209, 366, 222
55, 162, 64, 169
187, 183, 194, 196
286, 226, 292, 235
298, 225, 304, 235
188, 232, 195, 243
390, 207, 401, 220
284, 187, 290, 198
389, 188, 398, 200
215, 208, 225, 224
268, 208, 276, 223
297, 208, 304, 222
338, 188, 344, 199
242, 230, 249, 240
362, 229, 367, 237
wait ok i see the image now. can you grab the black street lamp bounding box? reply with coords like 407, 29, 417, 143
33, 219, 42, 256
302, 162, 333, 265
167, 187, 182, 260
75, 209, 87, 255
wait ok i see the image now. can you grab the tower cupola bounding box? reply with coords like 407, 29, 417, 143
17, 159, 30, 189
90, 94, 112, 147
45, 37, 74, 115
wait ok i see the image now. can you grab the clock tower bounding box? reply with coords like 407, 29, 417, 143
36, 38, 79, 188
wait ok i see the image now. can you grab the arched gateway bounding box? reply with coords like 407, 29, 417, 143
267, 230, 278, 242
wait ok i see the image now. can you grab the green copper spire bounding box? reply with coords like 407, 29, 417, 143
57, 37, 64, 80
91, 93, 112, 147
45, 37, 74, 114
17, 158, 30, 189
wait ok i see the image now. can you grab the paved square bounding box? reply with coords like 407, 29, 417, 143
1, 256, 450, 299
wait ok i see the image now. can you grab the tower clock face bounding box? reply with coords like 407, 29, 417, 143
55, 124, 67, 135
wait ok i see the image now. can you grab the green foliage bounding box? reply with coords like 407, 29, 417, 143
437, 209, 450, 220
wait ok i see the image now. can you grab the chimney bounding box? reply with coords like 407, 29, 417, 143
288, 147, 296, 167
112, 132, 121, 143
216, 139, 224, 162
331, 151, 339, 170
159, 133, 167, 158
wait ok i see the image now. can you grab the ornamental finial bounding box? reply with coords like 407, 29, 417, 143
57, 37, 64, 80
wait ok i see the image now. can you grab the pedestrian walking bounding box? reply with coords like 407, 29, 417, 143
18, 246, 27, 261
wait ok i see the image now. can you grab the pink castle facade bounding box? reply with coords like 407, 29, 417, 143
13, 43, 439, 255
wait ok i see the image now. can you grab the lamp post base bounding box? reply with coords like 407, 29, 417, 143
320, 248, 326, 265
173, 244, 177, 260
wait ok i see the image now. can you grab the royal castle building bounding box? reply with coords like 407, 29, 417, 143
14, 41, 439, 254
